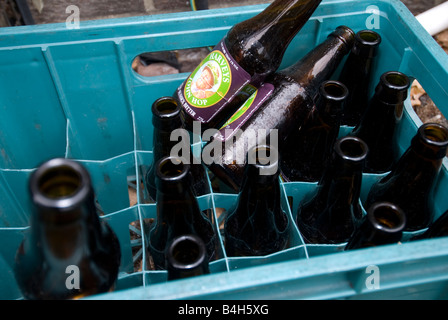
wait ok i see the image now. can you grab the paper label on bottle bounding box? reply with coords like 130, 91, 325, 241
215, 83, 274, 141
177, 39, 252, 124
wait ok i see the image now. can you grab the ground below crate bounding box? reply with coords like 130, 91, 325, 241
411, 29, 448, 136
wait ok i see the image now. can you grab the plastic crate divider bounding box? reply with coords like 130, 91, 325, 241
46, 42, 135, 161
0, 169, 34, 228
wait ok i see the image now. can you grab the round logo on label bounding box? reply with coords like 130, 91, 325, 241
184, 50, 232, 108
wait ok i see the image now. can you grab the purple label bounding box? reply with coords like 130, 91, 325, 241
177, 39, 252, 124
215, 83, 274, 141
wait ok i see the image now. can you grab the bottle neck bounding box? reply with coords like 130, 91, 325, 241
226, 0, 322, 79
315, 80, 348, 118
155, 157, 200, 234
276, 26, 354, 92
346, 202, 405, 250
28, 159, 104, 262
151, 97, 186, 160
410, 123, 448, 160
316, 137, 367, 208
236, 146, 282, 223
351, 29, 381, 59
31, 194, 103, 262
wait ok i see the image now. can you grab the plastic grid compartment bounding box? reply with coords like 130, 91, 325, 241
0, 0, 448, 300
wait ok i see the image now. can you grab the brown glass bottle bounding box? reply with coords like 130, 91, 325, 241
345, 202, 406, 250
166, 234, 210, 280
206, 26, 355, 191
296, 136, 368, 244
338, 29, 382, 126
224, 145, 289, 256
177, 0, 323, 131
148, 156, 216, 270
413, 209, 448, 240
365, 123, 448, 231
350, 71, 410, 173
280, 80, 348, 182
14, 158, 121, 300
145, 96, 209, 201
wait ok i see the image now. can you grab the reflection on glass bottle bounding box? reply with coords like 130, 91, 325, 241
224, 145, 289, 256
177, 0, 323, 131
148, 156, 216, 270
339, 29, 382, 127
350, 71, 410, 173
145, 96, 209, 201
14, 158, 121, 300
166, 234, 210, 281
280, 80, 348, 182
345, 202, 406, 250
413, 209, 448, 240
296, 136, 368, 244
365, 123, 448, 231
207, 26, 355, 191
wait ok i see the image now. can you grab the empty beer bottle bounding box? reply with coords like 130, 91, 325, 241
176, 0, 323, 131
296, 136, 368, 244
166, 234, 210, 280
350, 71, 410, 173
148, 156, 216, 270
413, 209, 448, 240
280, 80, 348, 182
345, 202, 406, 250
224, 145, 289, 256
365, 123, 448, 231
14, 158, 121, 300
145, 96, 209, 201
206, 26, 355, 191
338, 29, 382, 126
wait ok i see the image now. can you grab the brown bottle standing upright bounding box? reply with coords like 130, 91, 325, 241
176, 0, 323, 131
296, 136, 368, 244
224, 145, 289, 257
338, 29, 382, 127
350, 71, 410, 173
145, 96, 209, 201
148, 156, 216, 270
205, 26, 355, 191
14, 158, 121, 300
365, 123, 448, 231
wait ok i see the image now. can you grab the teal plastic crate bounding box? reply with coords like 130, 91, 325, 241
1, 0, 448, 300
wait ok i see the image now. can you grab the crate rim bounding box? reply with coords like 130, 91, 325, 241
88, 237, 448, 300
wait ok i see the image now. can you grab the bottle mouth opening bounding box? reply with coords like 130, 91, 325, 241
38, 165, 83, 200
152, 96, 181, 119
168, 234, 206, 269
382, 71, 410, 91
419, 123, 448, 147
356, 30, 382, 46
31, 158, 90, 211
320, 80, 348, 102
368, 202, 406, 232
156, 156, 189, 182
335, 136, 369, 162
